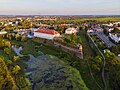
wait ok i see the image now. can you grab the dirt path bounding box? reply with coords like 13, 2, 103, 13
54, 41, 83, 59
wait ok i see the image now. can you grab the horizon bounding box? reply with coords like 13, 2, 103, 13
0, 0, 120, 15
0, 14, 120, 16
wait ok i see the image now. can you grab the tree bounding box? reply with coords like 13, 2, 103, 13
85, 26, 88, 31
6, 60, 12, 66
102, 52, 120, 90
13, 56, 19, 62
21, 36, 26, 42
90, 55, 103, 72
15, 34, 20, 41
5, 41, 11, 48
103, 28, 109, 36
79, 27, 83, 30
64, 37, 71, 43
4, 48, 11, 55
0, 57, 16, 90
13, 65, 21, 74
7, 33, 12, 40
97, 42, 106, 50
0, 40, 5, 48
104, 52, 120, 72
110, 46, 119, 55
11, 33, 15, 40
109, 64, 120, 90
105, 52, 120, 66
70, 33, 77, 44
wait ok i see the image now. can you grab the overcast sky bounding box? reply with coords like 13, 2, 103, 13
0, 0, 120, 15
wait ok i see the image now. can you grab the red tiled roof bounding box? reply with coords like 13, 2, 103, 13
35, 28, 60, 35
88, 28, 93, 30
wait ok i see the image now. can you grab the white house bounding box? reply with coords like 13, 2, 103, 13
104, 49, 110, 53
118, 54, 120, 60
109, 33, 120, 43
65, 28, 77, 34
34, 28, 60, 39
108, 28, 114, 32
113, 22, 120, 25
0, 31, 7, 35
87, 28, 94, 33
102, 23, 113, 27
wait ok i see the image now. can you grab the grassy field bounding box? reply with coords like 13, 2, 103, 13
79, 17, 120, 22
56, 17, 120, 24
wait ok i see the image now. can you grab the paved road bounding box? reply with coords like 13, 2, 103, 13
95, 31, 115, 47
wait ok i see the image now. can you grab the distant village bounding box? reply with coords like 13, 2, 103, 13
0, 16, 120, 60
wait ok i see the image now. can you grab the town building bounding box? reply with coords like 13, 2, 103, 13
34, 28, 60, 39
87, 28, 94, 33
0, 31, 7, 35
102, 23, 113, 27
108, 28, 114, 32
59, 24, 73, 27
65, 28, 77, 34
118, 54, 120, 60
109, 33, 120, 43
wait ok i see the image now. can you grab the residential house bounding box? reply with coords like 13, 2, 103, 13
113, 22, 120, 26
102, 23, 113, 27
109, 33, 120, 43
0, 31, 7, 35
87, 28, 94, 33
59, 24, 73, 27
65, 28, 77, 34
108, 28, 114, 32
118, 54, 120, 60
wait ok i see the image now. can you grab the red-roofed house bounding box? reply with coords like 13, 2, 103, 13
34, 28, 60, 39
87, 28, 94, 33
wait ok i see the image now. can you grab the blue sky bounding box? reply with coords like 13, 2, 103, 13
0, 0, 120, 15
